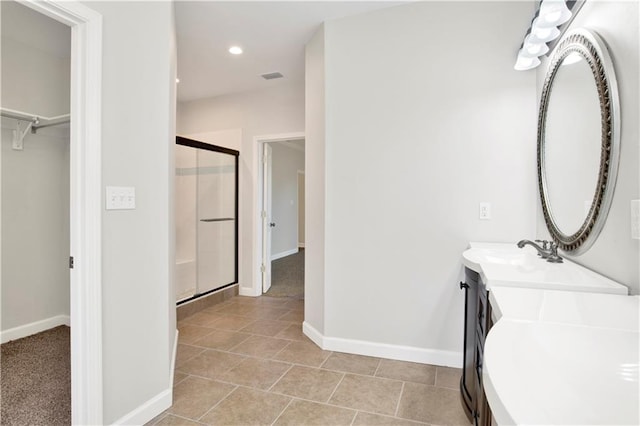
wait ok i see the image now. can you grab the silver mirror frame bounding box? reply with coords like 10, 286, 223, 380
538, 28, 620, 254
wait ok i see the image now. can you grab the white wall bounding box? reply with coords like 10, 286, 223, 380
177, 81, 305, 296
80, 1, 176, 423
0, 10, 71, 335
1, 126, 70, 332
536, 0, 640, 295
304, 25, 326, 335
0, 37, 70, 117
270, 142, 305, 258
305, 2, 538, 365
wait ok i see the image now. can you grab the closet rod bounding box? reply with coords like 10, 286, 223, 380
0, 107, 70, 131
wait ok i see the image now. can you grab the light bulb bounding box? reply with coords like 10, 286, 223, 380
530, 18, 561, 43
229, 46, 243, 55
520, 34, 549, 58
538, 0, 572, 27
526, 42, 548, 56
514, 51, 541, 71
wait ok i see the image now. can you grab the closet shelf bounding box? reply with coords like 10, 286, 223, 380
1, 107, 70, 150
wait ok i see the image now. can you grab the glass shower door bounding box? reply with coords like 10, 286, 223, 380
196, 148, 237, 294
175, 136, 239, 303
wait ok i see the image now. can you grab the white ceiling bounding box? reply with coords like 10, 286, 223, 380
174, 1, 404, 103
2, 1, 403, 103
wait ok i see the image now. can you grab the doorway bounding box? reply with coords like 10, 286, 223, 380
260, 138, 305, 299
0, 1, 103, 424
1, 2, 71, 423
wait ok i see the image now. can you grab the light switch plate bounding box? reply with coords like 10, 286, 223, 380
106, 186, 136, 210
631, 200, 640, 239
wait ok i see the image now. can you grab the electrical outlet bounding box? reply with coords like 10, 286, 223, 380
479, 202, 491, 220
631, 200, 640, 239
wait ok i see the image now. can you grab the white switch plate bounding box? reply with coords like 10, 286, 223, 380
106, 186, 136, 210
631, 200, 640, 239
479, 202, 491, 220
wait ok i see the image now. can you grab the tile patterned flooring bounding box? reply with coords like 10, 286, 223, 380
148, 296, 470, 426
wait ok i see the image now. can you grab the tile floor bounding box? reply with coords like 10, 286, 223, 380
148, 296, 470, 426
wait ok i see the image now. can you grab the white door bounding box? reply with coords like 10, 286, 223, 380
262, 143, 274, 292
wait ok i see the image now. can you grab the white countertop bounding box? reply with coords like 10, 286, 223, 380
484, 287, 640, 425
462, 242, 628, 295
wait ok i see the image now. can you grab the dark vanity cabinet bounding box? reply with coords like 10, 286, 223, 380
460, 267, 493, 426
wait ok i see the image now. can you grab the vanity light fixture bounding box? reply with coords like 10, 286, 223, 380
229, 46, 243, 55
514, 0, 583, 71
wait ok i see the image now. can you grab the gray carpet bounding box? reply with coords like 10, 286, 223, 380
265, 249, 304, 299
1, 326, 71, 426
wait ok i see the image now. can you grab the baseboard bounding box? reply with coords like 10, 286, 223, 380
176, 284, 239, 321
302, 321, 462, 368
298, 243, 305, 248
239, 285, 262, 297
0, 315, 70, 344
111, 388, 172, 426
271, 248, 298, 261
302, 321, 324, 348
170, 329, 179, 387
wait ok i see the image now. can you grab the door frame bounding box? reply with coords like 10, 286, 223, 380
17, 1, 104, 424
262, 143, 273, 293
297, 170, 305, 249
253, 132, 304, 295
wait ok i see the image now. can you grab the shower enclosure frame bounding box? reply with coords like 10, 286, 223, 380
175, 136, 239, 305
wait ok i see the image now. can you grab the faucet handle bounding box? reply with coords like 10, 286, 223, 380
535, 239, 550, 250
546, 241, 564, 263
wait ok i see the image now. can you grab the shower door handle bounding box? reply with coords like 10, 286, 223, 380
200, 218, 234, 222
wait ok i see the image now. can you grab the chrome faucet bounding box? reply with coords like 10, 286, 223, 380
517, 239, 563, 263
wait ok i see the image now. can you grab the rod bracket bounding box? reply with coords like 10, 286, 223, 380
12, 119, 35, 150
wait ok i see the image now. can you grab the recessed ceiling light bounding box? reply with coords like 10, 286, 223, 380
229, 46, 243, 55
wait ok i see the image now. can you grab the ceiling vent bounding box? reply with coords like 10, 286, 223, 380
261, 72, 284, 80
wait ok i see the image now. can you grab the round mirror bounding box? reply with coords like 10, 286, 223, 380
538, 29, 620, 254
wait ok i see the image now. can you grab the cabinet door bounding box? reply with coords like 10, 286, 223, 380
474, 279, 493, 426
461, 268, 479, 422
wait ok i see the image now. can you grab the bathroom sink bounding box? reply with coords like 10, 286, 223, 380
484, 290, 640, 425
462, 244, 538, 267
462, 242, 628, 295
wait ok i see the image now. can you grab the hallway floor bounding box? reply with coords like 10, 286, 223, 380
149, 296, 469, 425
265, 249, 304, 299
